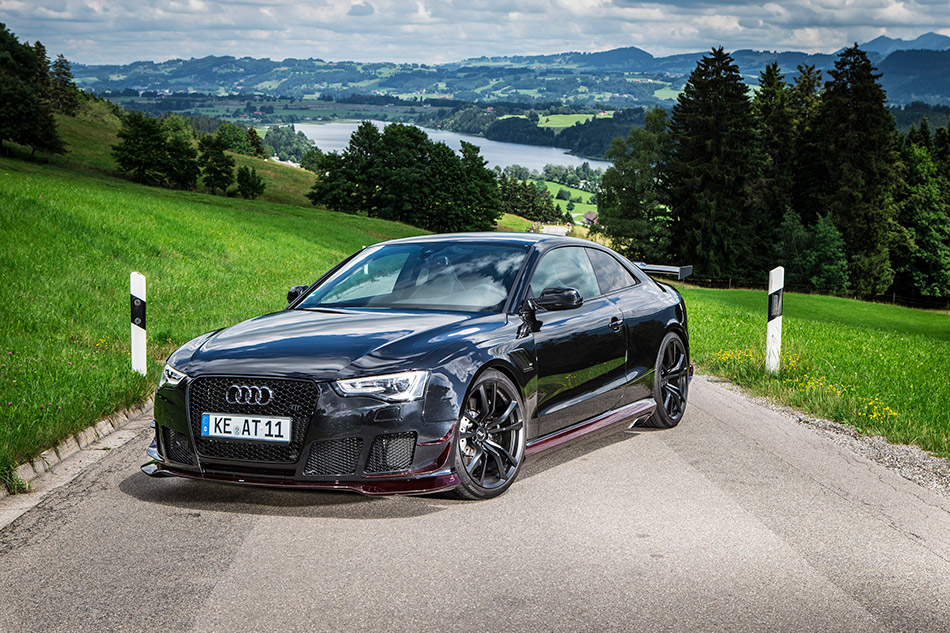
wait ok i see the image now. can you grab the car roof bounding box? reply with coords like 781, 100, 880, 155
380, 232, 592, 248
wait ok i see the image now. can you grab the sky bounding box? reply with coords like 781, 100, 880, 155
1, 0, 948, 66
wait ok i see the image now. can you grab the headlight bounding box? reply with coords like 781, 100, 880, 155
159, 363, 188, 388
334, 370, 428, 402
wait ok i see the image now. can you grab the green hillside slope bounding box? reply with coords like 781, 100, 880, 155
0, 152, 422, 488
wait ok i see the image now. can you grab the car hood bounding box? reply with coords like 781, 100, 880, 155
176, 308, 494, 380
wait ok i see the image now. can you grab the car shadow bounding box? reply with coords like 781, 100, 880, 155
118, 472, 464, 520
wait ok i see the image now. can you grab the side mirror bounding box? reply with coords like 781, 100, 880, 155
287, 285, 308, 304
534, 286, 583, 311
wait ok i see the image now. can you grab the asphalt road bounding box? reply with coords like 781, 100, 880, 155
1, 375, 949, 633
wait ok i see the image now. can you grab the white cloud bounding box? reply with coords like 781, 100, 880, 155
3, 0, 950, 64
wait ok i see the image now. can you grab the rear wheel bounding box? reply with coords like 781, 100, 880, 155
453, 370, 526, 500
643, 332, 689, 429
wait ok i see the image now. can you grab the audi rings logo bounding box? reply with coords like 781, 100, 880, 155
225, 385, 273, 406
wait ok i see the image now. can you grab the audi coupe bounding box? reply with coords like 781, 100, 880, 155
143, 233, 691, 499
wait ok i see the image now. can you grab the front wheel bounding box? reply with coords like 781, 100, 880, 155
453, 370, 526, 500
642, 332, 689, 429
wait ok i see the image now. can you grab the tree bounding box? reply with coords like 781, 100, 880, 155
112, 111, 168, 184
596, 108, 670, 263
299, 146, 324, 172
198, 135, 235, 194
752, 63, 796, 244
807, 214, 851, 293
0, 26, 63, 156
307, 122, 500, 232
815, 45, 900, 297
789, 64, 825, 225
665, 48, 760, 277
50, 54, 78, 115
236, 165, 266, 199
215, 122, 253, 155
245, 127, 266, 158
892, 143, 950, 297
161, 115, 199, 189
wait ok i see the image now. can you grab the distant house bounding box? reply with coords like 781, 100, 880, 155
582, 211, 599, 226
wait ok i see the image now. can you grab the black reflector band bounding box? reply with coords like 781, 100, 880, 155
131, 294, 146, 330
767, 288, 783, 322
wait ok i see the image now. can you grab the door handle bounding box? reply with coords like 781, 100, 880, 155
609, 317, 623, 331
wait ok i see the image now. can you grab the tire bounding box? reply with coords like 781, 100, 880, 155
453, 370, 526, 500
642, 332, 689, 429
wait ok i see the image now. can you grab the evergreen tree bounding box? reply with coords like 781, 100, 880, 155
596, 107, 670, 263
807, 214, 851, 293
236, 166, 266, 199
198, 135, 235, 194
50, 54, 78, 115
815, 45, 900, 297
752, 63, 796, 246
892, 143, 950, 297
665, 48, 760, 278
111, 111, 168, 185
789, 64, 824, 225
245, 127, 266, 158
32, 41, 50, 102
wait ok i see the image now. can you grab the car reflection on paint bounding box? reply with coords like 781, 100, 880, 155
143, 233, 691, 499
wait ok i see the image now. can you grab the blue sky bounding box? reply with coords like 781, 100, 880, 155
2, 0, 948, 65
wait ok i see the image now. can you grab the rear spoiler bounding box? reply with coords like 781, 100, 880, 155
635, 263, 693, 281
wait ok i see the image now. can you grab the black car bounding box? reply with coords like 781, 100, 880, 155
143, 233, 691, 499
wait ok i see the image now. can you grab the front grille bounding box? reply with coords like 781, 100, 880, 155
365, 432, 417, 473
162, 427, 195, 465
188, 377, 318, 463
304, 438, 363, 476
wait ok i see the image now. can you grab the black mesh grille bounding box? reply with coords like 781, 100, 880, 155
366, 432, 417, 473
188, 377, 317, 463
304, 437, 364, 476
162, 427, 195, 465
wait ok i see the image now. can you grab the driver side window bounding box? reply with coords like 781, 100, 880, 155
530, 247, 601, 300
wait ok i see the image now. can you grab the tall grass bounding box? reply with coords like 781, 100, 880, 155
0, 156, 422, 488
681, 287, 950, 458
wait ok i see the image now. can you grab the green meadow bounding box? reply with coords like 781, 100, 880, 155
680, 287, 950, 458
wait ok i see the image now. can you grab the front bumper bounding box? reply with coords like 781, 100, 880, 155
146, 376, 459, 495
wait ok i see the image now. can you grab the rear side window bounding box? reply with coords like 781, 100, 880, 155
530, 246, 601, 300
586, 248, 638, 294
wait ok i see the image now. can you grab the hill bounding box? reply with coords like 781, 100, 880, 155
72, 33, 950, 106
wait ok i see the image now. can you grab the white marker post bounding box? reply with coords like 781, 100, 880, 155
766, 266, 784, 374
131, 272, 146, 376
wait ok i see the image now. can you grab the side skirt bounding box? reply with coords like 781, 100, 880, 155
525, 398, 657, 458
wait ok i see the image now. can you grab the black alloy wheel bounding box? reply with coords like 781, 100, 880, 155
643, 332, 689, 429
453, 370, 526, 499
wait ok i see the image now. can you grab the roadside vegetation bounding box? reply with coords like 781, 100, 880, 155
681, 287, 950, 459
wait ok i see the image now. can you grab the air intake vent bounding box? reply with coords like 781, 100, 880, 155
365, 432, 416, 473
304, 437, 363, 476
162, 427, 194, 465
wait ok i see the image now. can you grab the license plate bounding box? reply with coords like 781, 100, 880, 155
201, 412, 293, 443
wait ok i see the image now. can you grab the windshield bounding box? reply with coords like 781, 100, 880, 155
297, 242, 529, 313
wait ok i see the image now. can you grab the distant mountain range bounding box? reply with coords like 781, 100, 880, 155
73, 32, 950, 106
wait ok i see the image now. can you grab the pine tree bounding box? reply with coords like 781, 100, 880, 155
50, 54, 78, 115
236, 166, 266, 199
665, 48, 760, 278
815, 45, 900, 297
752, 63, 796, 244
32, 41, 50, 102
198, 135, 235, 194
245, 127, 266, 158
789, 64, 824, 225
596, 107, 670, 262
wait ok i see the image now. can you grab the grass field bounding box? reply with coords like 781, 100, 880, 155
679, 287, 950, 458
0, 153, 422, 490
537, 180, 597, 219
496, 213, 534, 232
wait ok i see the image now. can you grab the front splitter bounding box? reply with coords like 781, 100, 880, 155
140, 461, 460, 496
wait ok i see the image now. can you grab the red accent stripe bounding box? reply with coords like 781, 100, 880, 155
525, 398, 656, 457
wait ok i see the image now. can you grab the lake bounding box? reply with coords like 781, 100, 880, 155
295, 121, 613, 172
